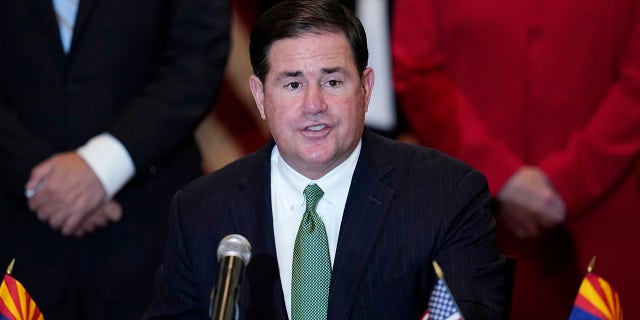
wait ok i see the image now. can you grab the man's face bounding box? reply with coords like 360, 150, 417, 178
249, 32, 374, 179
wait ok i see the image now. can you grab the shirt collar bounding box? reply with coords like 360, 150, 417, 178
273, 140, 362, 206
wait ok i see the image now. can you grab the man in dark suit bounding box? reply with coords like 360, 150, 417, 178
0, 0, 230, 318
144, 1, 505, 319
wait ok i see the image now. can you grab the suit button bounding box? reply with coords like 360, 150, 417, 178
148, 165, 158, 175
64, 83, 79, 95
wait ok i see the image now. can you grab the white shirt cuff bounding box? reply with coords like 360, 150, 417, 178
77, 133, 135, 198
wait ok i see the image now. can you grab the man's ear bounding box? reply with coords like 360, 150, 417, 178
249, 75, 266, 119
361, 67, 375, 113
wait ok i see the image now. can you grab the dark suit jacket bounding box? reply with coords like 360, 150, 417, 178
144, 130, 506, 319
0, 0, 230, 310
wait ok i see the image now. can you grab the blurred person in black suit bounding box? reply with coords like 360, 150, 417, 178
0, 0, 230, 318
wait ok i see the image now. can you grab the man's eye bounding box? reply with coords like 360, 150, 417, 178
286, 82, 300, 89
327, 80, 341, 87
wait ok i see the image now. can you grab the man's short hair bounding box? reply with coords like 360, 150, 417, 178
249, 0, 369, 82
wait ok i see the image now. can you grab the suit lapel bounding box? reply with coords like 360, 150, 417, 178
29, 0, 66, 59
232, 142, 288, 319
28, 0, 97, 59
70, 0, 96, 54
328, 131, 395, 318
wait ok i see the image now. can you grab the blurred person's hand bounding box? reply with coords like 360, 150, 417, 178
26, 151, 107, 236
72, 200, 123, 237
497, 166, 566, 239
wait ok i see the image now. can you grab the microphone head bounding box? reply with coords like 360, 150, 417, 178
217, 234, 252, 266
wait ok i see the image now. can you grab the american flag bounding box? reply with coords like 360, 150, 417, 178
421, 262, 464, 320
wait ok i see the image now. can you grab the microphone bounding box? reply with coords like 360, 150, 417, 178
210, 234, 252, 320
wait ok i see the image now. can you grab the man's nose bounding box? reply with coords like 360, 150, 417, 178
302, 84, 327, 115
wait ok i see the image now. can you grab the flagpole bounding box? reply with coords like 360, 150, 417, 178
587, 255, 596, 273
432, 261, 444, 279
6, 258, 14, 275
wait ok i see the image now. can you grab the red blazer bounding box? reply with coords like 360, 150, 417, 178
393, 0, 640, 319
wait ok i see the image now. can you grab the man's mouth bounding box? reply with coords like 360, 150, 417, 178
306, 124, 327, 132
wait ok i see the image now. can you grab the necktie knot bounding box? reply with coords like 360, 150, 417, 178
302, 184, 324, 233
303, 183, 324, 213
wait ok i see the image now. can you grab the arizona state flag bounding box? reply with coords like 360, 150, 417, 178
568, 257, 622, 320
0, 259, 44, 320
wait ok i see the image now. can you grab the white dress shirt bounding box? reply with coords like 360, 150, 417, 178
52, 0, 79, 53
271, 141, 361, 318
77, 133, 135, 199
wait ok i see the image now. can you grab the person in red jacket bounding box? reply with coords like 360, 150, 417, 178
392, 0, 640, 319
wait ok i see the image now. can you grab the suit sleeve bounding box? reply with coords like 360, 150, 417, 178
144, 191, 207, 319
538, 3, 640, 218
0, 99, 55, 200
392, 0, 523, 195
435, 169, 505, 319
107, 0, 231, 172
